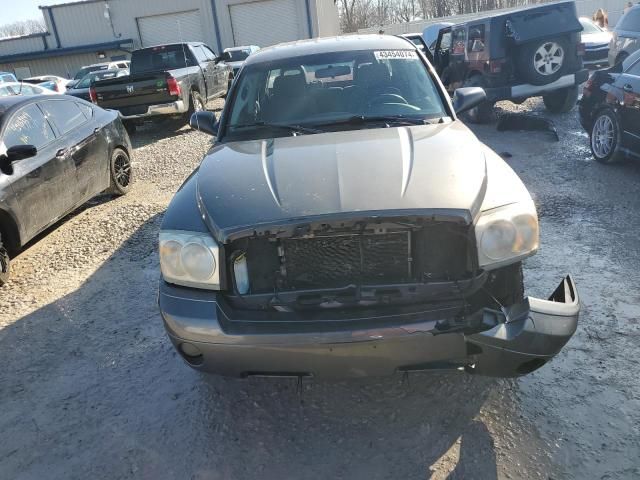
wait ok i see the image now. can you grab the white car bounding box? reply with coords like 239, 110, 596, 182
72, 61, 130, 84
23, 75, 72, 93
0, 82, 60, 97
579, 17, 612, 68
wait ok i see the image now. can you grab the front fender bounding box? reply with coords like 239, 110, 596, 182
161, 170, 209, 234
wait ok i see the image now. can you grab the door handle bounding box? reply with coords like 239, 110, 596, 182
56, 148, 67, 158
623, 84, 633, 92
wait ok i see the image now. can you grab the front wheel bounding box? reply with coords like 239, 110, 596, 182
0, 234, 10, 287
184, 90, 205, 123
542, 86, 579, 113
107, 148, 133, 195
461, 76, 495, 124
590, 109, 625, 164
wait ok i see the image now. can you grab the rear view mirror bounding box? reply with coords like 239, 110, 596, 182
452, 87, 487, 115
190, 111, 218, 136
315, 65, 351, 79
7, 144, 37, 161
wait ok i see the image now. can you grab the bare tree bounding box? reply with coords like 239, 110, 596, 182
339, 0, 553, 32
0, 19, 46, 39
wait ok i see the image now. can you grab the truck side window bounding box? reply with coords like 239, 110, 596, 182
192, 46, 209, 64
468, 25, 485, 53
452, 28, 467, 55
439, 32, 452, 51
201, 45, 218, 62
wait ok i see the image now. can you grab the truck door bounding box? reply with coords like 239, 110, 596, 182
434, 27, 452, 78
447, 26, 468, 89
203, 45, 228, 96
191, 45, 217, 100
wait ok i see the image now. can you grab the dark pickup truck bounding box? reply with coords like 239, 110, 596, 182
91, 43, 232, 130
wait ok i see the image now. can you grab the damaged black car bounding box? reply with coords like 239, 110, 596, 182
158, 35, 579, 378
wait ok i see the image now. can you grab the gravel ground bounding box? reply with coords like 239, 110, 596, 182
0, 97, 639, 479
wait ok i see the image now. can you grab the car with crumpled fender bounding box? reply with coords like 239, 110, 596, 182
158, 35, 580, 379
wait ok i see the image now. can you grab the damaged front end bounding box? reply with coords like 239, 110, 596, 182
465, 275, 579, 377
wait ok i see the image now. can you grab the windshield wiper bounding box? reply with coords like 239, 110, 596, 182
232, 121, 324, 135
314, 115, 435, 128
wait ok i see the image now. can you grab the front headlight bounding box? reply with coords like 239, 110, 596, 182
159, 230, 220, 290
475, 201, 539, 269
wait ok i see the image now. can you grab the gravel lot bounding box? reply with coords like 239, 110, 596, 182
1, 97, 639, 479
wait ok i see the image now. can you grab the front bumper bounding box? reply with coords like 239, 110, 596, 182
485, 70, 589, 102
159, 276, 579, 378
119, 100, 186, 120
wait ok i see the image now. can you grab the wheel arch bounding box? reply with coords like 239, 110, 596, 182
0, 208, 21, 254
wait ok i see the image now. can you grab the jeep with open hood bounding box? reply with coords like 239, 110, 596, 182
157, 35, 579, 379
431, 1, 588, 123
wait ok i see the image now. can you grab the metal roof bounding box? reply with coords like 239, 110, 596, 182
245, 35, 416, 65
0, 39, 134, 64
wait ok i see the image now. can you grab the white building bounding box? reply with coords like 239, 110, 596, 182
0, 0, 340, 79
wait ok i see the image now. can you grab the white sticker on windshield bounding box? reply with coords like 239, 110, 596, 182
374, 50, 417, 60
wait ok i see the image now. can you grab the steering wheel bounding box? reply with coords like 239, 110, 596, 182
368, 93, 409, 108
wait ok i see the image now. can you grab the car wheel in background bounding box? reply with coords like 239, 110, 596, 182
461, 75, 495, 124
0, 234, 10, 287
108, 148, 133, 195
184, 91, 204, 123
516, 37, 569, 85
590, 109, 624, 164
542, 85, 579, 113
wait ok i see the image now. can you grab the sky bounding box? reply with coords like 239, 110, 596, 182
2, 0, 69, 24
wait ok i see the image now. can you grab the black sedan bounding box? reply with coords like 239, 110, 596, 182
0, 95, 133, 286
579, 50, 640, 163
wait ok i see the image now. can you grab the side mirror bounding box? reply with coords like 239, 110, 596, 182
452, 87, 487, 115
7, 144, 37, 161
190, 111, 218, 136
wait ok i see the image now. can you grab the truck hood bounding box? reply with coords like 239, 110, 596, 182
197, 122, 488, 242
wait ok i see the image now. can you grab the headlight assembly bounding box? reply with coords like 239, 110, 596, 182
159, 231, 220, 290
475, 201, 539, 269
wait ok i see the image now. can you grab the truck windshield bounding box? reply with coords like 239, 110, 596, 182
225, 49, 447, 140
130, 45, 194, 74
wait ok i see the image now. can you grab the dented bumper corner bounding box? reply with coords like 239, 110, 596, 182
466, 276, 579, 377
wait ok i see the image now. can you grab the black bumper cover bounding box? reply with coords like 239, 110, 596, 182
159, 276, 579, 378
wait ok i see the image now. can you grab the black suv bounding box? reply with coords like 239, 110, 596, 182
430, 1, 588, 122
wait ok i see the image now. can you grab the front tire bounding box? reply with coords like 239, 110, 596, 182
0, 233, 10, 287
542, 86, 579, 113
516, 37, 570, 85
590, 109, 625, 164
184, 90, 205, 123
107, 148, 132, 195
461, 75, 495, 124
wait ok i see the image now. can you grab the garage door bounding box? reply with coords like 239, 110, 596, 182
138, 10, 204, 48
229, 0, 307, 48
